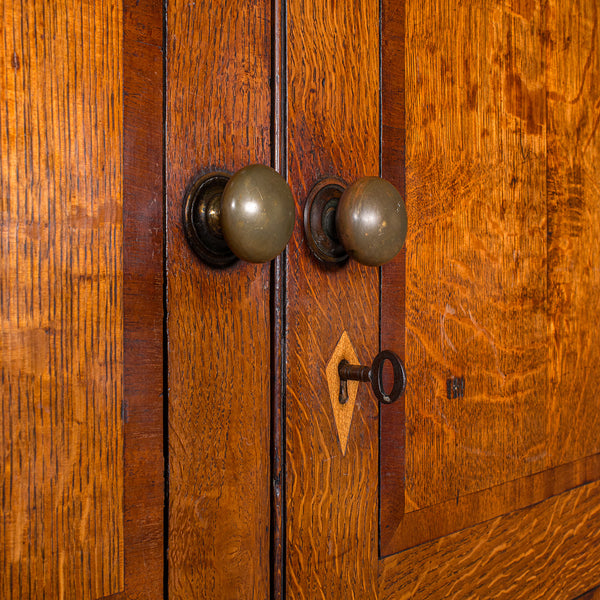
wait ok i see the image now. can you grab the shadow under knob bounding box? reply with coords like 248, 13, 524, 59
183, 164, 295, 267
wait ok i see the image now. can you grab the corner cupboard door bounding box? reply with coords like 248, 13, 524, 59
0, 0, 164, 598
284, 0, 600, 599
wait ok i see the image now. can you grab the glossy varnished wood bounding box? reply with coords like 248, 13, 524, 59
577, 586, 600, 600
380, 0, 408, 552
0, 1, 123, 597
285, 0, 380, 597
403, 0, 548, 514
120, 0, 165, 596
379, 479, 600, 600
381, 0, 600, 558
166, 0, 272, 596
284, 0, 600, 597
546, 0, 600, 466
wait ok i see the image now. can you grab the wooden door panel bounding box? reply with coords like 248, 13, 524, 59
403, 0, 548, 509
285, 0, 381, 597
381, 0, 600, 563
547, 0, 600, 465
379, 479, 600, 600
166, 1, 273, 597
0, 2, 124, 596
1, 1, 165, 597
286, 0, 600, 597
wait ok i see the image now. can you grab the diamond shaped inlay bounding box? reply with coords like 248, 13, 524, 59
326, 331, 360, 455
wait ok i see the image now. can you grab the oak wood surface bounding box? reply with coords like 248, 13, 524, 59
403, 0, 548, 513
166, 0, 272, 597
285, 0, 600, 597
379, 479, 600, 600
285, 0, 380, 597
380, 0, 408, 552
546, 0, 600, 466
577, 586, 600, 600
120, 0, 165, 596
0, 1, 124, 597
381, 0, 600, 557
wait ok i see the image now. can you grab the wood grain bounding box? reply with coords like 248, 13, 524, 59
380, 0, 408, 552
283, 0, 600, 597
379, 479, 600, 600
387, 452, 600, 553
546, 0, 600, 467
0, 1, 124, 598
403, 0, 548, 513
166, 0, 272, 597
577, 586, 600, 600
285, 0, 380, 597
382, 0, 600, 557
120, 0, 165, 596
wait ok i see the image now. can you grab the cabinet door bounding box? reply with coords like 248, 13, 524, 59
284, 0, 600, 598
0, 1, 164, 597
166, 0, 600, 598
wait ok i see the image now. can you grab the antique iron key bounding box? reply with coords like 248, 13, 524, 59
338, 350, 407, 405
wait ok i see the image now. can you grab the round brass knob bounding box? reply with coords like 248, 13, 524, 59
183, 164, 295, 267
304, 176, 407, 266
337, 177, 407, 266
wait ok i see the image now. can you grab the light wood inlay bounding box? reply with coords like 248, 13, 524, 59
0, 1, 123, 597
325, 332, 360, 456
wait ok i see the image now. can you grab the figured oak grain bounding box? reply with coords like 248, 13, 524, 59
379, 479, 600, 600
404, 0, 548, 513
0, 1, 123, 597
166, 0, 272, 597
382, 0, 600, 557
284, 0, 600, 597
546, 0, 600, 467
285, 0, 380, 597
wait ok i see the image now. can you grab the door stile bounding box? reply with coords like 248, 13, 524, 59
379, 0, 407, 557
166, 0, 274, 596
285, 0, 382, 596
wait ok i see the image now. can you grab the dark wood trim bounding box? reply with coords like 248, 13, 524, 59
270, 0, 288, 598
383, 453, 600, 556
379, 0, 407, 557
575, 585, 600, 600
118, 0, 165, 596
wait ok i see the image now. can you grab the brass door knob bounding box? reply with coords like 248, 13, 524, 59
304, 176, 407, 266
183, 164, 295, 267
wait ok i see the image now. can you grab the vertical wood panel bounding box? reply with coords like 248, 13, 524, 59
121, 0, 165, 596
285, 0, 380, 596
547, 0, 600, 466
404, 0, 548, 511
0, 1, 123, 598
166, 0, 272, 597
